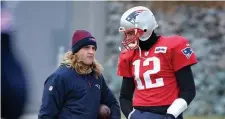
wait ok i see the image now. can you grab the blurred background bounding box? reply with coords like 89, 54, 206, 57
1, 1, 225, 119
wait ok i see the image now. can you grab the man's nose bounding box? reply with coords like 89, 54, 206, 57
88, 48, 95, 54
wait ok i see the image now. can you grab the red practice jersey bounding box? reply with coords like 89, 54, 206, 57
117, 36, 197, 106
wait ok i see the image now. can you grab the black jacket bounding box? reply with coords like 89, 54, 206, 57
38, 65, 121, 119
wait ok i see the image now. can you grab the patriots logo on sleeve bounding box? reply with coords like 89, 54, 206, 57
181, 47, 193, 59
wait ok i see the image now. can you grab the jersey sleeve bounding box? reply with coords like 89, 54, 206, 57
172, 37, 197, 72
117, 51, 133, 77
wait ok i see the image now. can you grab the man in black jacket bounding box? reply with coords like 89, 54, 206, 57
38, 30, 121, 119
117, 6, 197, 119
1, 3, 27, 119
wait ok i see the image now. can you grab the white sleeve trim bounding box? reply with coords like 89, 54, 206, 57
167, 98, 188, 118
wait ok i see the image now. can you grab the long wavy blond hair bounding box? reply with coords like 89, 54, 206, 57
60, 51, 103, 79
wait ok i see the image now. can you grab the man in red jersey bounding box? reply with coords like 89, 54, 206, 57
117, 6, 197, 119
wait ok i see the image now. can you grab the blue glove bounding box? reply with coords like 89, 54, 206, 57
163, 114, 175, 119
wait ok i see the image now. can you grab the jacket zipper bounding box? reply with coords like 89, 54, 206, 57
88, 80, 91, 88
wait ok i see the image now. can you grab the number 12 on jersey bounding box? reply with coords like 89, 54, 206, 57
132, 57, 164, 90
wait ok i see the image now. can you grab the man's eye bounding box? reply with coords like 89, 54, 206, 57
84, 46, 89, 49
